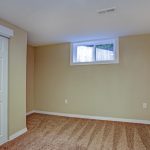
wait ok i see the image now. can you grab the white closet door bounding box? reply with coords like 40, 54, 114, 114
0, 36, 8, 145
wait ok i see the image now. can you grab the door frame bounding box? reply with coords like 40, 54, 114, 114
0, 37, 8, 145
0, 24, 13, 145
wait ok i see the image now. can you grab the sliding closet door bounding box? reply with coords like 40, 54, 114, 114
0, 36, 8, 145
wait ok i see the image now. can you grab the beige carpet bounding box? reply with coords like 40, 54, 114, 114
1, 113, 150, 150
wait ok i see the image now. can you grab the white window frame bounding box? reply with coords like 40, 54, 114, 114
70, 38, 119, 65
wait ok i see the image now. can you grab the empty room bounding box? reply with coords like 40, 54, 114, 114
0, 0, 150, 150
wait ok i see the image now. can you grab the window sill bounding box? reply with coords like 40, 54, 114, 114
70, 60, 119, 66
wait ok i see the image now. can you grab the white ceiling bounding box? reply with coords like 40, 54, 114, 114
0, 0, 150, 46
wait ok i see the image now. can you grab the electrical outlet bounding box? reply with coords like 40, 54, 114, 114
65, 99, 68, 104
142, 102, 148, 109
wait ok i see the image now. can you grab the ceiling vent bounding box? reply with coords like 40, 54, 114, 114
97, 7, 116, 14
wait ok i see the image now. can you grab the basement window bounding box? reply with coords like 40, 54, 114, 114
70, 38, 119, 65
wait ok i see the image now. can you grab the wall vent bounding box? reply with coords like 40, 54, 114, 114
97, 7, 116, 14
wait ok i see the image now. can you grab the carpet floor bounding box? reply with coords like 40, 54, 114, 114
0, 113, 150, 150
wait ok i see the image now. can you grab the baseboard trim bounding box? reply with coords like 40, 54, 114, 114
9, 128, 27, 141
0, 137, 8, 146
26, 110, 35, 116
33, 110, 150, 125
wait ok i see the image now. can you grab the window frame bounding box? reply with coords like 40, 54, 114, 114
70, 38, 119, 65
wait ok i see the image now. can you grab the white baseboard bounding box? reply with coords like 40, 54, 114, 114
0, 137, 8, 146
26, 110, 35, 116
33, 110, 150, 125
9, 128, 27, 141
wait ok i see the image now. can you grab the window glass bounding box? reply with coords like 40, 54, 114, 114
96, 44, 115, 61
77, 45, 94, 62
71, 38, 118, 65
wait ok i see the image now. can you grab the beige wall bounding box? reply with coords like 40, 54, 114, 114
27, 45, 34, 113
34, 34, 150, 120
0, 18, 27, 136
